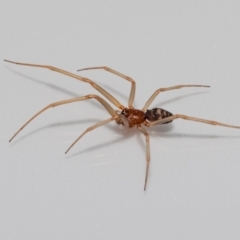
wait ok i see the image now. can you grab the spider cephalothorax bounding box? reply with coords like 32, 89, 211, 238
120, 108, 146, 127
5, 59, 240, 190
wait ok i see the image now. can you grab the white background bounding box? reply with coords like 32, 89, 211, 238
1, 1, 240, 239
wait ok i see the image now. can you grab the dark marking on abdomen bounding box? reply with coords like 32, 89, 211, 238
144, 108, 173, 124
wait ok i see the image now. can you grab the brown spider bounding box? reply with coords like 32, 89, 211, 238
4, 59, 240, 190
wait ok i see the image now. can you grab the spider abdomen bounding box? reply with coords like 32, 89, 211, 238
145, 108, 173, 124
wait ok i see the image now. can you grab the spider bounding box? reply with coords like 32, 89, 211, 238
4, 59, 240, 190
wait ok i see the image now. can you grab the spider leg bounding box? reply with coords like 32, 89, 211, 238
77, 66, 136, 109
65, 115, 119, 154
142, 84, 210, 111
9, 94, 117, 142
146, 114, 240, 129
4, 60, 125, 110
137, 126, 150, 191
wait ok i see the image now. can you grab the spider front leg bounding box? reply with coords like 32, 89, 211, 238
138, 126, 150, 191
9, 94, 118, 142
146, 114, 240, 129
4, 60, 125, 110
77, 66, 136, 109
142, 84, 210, 111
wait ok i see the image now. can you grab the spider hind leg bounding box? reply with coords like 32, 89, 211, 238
145, 108, 173, 124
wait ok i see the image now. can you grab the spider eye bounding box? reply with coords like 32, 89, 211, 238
121, 109, 126, 115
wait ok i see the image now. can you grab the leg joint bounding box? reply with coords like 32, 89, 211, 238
178, 114, 186, 119
126, 76, 135, 83
157, 88, 166, 93
85, 94, 98, 99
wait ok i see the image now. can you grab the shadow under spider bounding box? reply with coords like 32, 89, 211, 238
66, 127, 135, 159
151, 132, 240, 139
9, 115, 240, 158
65, 122, 240, 159
6, 67, 118, 110
6, 67, 80, 98
155, 91, 208, 108
9, 118, 102, 146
